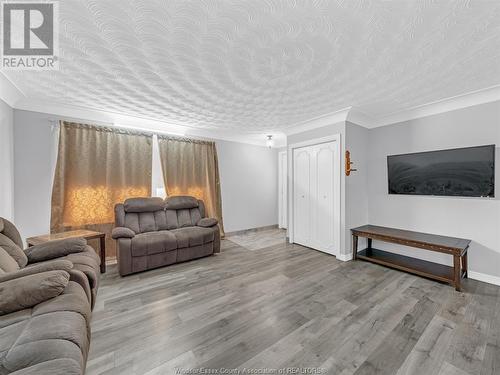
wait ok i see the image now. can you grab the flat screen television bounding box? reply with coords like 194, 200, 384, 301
387, 145, 495, 197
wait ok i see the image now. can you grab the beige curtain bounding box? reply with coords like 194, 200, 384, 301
51, 121, 153, 258
158, 136, 224, 236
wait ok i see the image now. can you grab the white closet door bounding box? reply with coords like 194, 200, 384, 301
278, 152, 288, 229
293, 147, 311, 246
293, 141, 336, 255
313, 142, 335, 254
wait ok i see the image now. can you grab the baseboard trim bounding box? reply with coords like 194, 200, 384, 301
336, 252, 353, 262
225, 224, 279, 237
468, 271, 500, 286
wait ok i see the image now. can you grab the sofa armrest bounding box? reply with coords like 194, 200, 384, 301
112, 227, 136, 239
0, 270, 69, 315
24, 238, 87, 263
197, 218, 218, 228
0, 259, 73, 283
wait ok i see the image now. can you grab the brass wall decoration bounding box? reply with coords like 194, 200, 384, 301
345, 150, 357, 176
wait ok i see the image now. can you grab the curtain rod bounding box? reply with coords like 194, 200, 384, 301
60, 121, 156, 137
156, 133, 215, 145
57, 119, 215, 145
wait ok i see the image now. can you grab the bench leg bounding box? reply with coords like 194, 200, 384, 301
453, 254, 461, 292
462, 251, 468, 278
99, 236, 106, 273
352, 235, 358, 260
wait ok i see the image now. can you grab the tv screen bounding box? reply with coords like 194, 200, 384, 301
388, 145, 495, 197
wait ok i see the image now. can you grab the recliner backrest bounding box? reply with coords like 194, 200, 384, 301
0, 218, 23, 249
115, 196, 206, 234
0, 218, 28, 272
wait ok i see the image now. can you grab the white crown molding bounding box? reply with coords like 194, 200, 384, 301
372, 85, 500, 128
284, 107, 351, 135
469, 271, 500, 287
0, 72, 25, 107
12, 97, 286, 148
346, 109, 375, 128
285, 84, 500, 134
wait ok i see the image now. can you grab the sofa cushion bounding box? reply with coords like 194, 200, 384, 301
176, 243, 214, 263
131, 231, 178, 257
32, 281, 91, 323
165, 210, 178, 230
24, 238, 87, 263
177, 209, 192, 228
0, 315, 29, 355
124, 197, 164, 213
172, 227, 215, 248
190, 208, 202, 227
197, 218, 218, 228
0, 218, 24, 250
0, 271, 70, 315
165, 196, 199, 210
111, 227, 136, 239
5, 339, 84, 374
15, 310, 88, 352
0, 247, 19, 273
138, 212, 156, 233
124, 211, 167, 234
1, 260, 73, 283
3, 310, 89, 375
154, 210, 169, 231
0, 233, 27, 268
0, 280, 90, 375
64, 250, 100, 290
8, 358, 82, 375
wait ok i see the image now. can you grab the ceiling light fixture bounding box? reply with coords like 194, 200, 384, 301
266, 135, 274, 148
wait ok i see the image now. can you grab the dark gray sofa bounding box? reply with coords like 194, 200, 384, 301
113, 196, 221, 276
0, 217, 100, 375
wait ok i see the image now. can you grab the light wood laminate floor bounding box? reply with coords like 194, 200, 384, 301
87, 231, 500, 375
227, 228, 286, 250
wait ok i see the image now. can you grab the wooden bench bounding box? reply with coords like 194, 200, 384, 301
351, 225, 470, 291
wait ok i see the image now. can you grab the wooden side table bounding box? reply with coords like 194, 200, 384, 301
27, 230, 106, 273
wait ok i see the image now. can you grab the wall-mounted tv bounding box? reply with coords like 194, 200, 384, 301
388, 145, 495, 197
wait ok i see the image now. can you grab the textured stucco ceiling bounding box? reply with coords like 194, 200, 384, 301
4, 0, 500, 134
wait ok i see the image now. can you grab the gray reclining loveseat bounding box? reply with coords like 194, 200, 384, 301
113, 196, 221, 276
0, 217, 100, 374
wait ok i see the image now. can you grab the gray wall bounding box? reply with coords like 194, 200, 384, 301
345, 122, 369, 252
367, 101, 500, 278
0, 99, 14, 220
13, 109, 279, 240
13, 110, 59, 239
218, 140, 278, 233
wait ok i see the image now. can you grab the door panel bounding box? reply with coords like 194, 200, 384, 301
293, 148, 311, 246
293, 141, 337, 255
315, 144, 335, 253
280, 153, 287, 228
